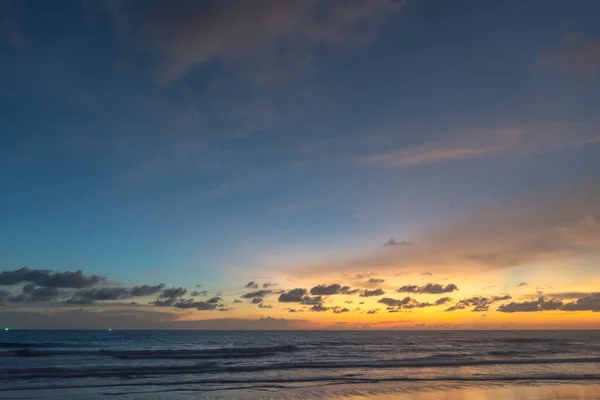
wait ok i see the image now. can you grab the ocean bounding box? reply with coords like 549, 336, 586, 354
2, 330, 600, 399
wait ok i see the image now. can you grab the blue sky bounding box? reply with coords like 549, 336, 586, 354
1, 0, 600, 328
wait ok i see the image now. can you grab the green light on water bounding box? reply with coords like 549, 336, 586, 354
108, 328, 112, 331
4, 328, 8, 331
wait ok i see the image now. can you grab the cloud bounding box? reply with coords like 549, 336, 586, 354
94, 0, 406, 85
368, 278, 385, 284
278, 288, 308, 302
159, 287, 188, 299
310, 284, 343, 295
308, 284, 360, 296
191, 290, 209, 297
206, 296, 222, 304
366, 309, 379, 314
151, 287, 189, 306
333, 307, 350, 313
66, 287, 130, 304
251, 298, 263, 304
384, 238, 414, 246
497, 297, 563, 313
378, 297, 412, 307
258, 303, 273, 309
240, 290, 271, 299
310, 303, 329, 312
11, 284, 67, 303
360, 288, 385, 297
172, 299, 221, 311
517, 282, 528, 287
397, 283, 458, 294
300, 295, 324, 305
262, 282, 278, 288
0, 267, 105, 288
434, 297, 452, 305
244, 281, 259, 289
233, 299, 243, 304
421, 272, 433, 276
445, 295, 512, 312
130, 284, 166, 297
360, 125, 600, 167
542, 33, 600, 77
561, 294, 600, 312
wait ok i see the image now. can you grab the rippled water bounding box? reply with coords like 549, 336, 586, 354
1, 330, 600, 399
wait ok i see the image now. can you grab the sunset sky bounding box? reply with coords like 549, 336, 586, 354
1, 0, 600, 329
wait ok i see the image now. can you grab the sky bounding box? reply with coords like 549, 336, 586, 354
1, 0, 600, 330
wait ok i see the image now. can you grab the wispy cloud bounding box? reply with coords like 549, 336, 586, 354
90, 0, 406, 85
360, 125, 600, 167
542, 32, 600, 78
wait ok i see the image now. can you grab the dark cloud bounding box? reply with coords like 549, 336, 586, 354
244, 281, 259, 289
445, 295, 512, 312
241, 290, 272, 299
435, 297, 452, 305
159, 287, 188, 299
278, 288, 307, 302
561, 294, 600, 311
497, 297, 563, 313
251, 298, 263, 304
173, 299, 220, 311
421, 272, 433, 276
360, 288, 384, 297
130, 284, 166, 297
517, 282, 528, 287
13, 284, 67, 302
385, 238, 414, 246
340, 286, 360, 295
368, 278, 385, 284
206, 296, 222, 304
0, 267, 105, 288
310, 284, 342, 295
310, 304, 329, 312
366, 309, 379, 314
300, 295, 324, 305
262, 282, 278, 288
233, 299, 243, 304
191, 290, 209, 297
258, 303, 273, 309
378, 297, 412, 307
333, 307, 350, 313
397, 283, 458, 294
67, 287, 129, 304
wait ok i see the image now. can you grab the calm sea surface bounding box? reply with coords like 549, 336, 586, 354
1, 330, 600, 399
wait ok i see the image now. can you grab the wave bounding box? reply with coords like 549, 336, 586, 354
3, 356, 600, 380
2, 373, 600, 393
0, 344, 299, 360
0, 342, 67, 349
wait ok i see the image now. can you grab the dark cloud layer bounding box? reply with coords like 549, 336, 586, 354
561, 294, 600, 311
0, 267, 105, 288
397, 283, 458, 294
497, 297, 563, 313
